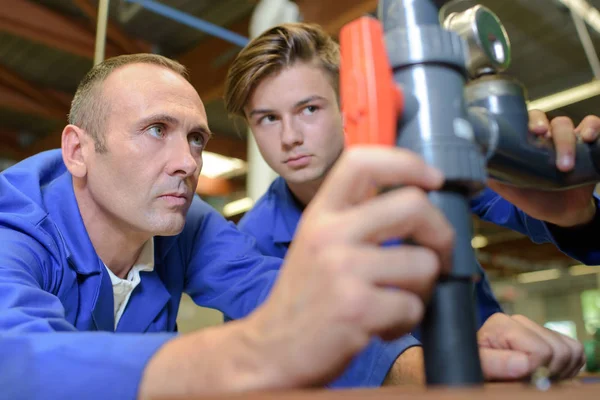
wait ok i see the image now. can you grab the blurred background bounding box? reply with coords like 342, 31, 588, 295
0, 0, 599, 351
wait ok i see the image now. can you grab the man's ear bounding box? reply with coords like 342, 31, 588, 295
61, 124, 88, 178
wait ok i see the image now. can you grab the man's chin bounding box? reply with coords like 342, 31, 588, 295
151, 214, 187, 236
284, 168, 324, 185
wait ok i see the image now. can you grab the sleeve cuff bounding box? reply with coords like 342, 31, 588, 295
543, 195, 600, 261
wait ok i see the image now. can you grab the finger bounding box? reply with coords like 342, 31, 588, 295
315, 147, 444, 211
481, 314, 553, 371
342, 245, 441, 300
561, 337, 585, 379
575, 115, 600, 142
511, 315, 573, 379
339, 187, 454, 270
479, 348, 532, 381
528, 109, 551, 136
549, 117, 576, 171
361, 289, 425, 340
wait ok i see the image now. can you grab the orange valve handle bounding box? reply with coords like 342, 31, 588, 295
339, 16, 403, 148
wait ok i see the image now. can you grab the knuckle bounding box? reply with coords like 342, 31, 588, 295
415, 247, 441, 277
554, 341, 571, 364
304, 218, 341, 250
537, 341, 553, 362
337, 283, 370, 325
402, 292, 425, 325
342, 147, 364, 166
510, 314, 529, 324
319, 248, 351, 278
582, 114, 600, 125
401, 187, 429, 208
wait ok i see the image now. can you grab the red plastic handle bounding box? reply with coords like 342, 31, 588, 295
339, 16, 403, 147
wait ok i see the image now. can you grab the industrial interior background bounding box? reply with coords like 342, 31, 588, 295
0, 0, 599, 340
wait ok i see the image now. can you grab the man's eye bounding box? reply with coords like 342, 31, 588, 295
147, 125, 164, 138
259, 115, 277, 124
190, 133, 205, 148
302, 105, 318, 115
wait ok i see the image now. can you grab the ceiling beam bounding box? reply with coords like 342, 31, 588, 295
72, 0, 152, 55
184, 1, 378, 103
295, 0, 378, 35
0, 84, 66, 121
179, 17, 251, 103
0, 0, 121, 60
0, 129, 25, 160
0, 64, 71, 116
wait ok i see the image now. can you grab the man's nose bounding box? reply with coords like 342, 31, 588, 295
166, 137, 199, 178
280, 118, 303, 148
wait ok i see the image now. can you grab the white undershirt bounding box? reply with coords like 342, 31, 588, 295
104, 239, 155, 328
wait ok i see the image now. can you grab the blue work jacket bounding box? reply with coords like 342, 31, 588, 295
0, 150, 430, 399
238, 177, 600, 334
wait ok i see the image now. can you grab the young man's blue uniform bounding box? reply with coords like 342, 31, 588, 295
0, 150, 424, 399
238, 177, 600, 333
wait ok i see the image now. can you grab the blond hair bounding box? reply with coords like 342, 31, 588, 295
224, 22, 339, 119
68, 53, 188, 152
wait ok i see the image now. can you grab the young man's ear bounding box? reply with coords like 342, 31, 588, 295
61, 124, 88, 178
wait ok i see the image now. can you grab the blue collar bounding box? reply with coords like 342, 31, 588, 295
43, 166, 105, 276
271, 177, 305, 245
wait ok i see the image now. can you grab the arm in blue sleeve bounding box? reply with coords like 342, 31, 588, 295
183, 200, 281, 319
0, 228, 174, 400
0, 332, 172, 400
474, 265, 502, 327
471, 188, 600, 265
328, 335, 421, 388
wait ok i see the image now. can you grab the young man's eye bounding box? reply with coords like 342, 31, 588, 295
302, 105, 318, 115
259, 115, 277, 124
147, 125, 165, 138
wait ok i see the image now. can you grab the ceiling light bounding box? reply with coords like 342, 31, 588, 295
569, 264, 599, 276
201, 151, 247, 179
223, 197, 254, 217
516, 268, 561, 284
471, 235, 488, 249
527, 80, 600, 112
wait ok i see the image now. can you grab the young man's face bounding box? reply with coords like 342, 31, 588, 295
81, 63, 211, 236
245, 61, 345, 185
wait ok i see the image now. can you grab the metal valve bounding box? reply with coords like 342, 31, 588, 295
442, 5, 511, 78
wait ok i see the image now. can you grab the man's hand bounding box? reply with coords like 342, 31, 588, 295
248, 147, 454, 388
478, 313, 585, 381
488, 112, 600, 227
140, 148, 453, 398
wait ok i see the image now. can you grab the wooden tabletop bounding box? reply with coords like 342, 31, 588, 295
167, 379, 600, 400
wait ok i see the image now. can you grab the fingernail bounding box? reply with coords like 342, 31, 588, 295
583, 128, 597, 141
507, 355, 529, 378
529, 120, 546, 133
558, 154, 574, 170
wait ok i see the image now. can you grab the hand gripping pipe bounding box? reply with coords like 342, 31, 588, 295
339, 0, 600, 387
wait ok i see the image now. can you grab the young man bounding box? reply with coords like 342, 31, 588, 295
225, 23, 599, 382
0, 54, 458, 399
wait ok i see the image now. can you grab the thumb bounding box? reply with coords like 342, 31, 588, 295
479, 348, 532, 381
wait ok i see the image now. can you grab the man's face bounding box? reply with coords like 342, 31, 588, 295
245, 61, 344, 185
83, 63, 210, 236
